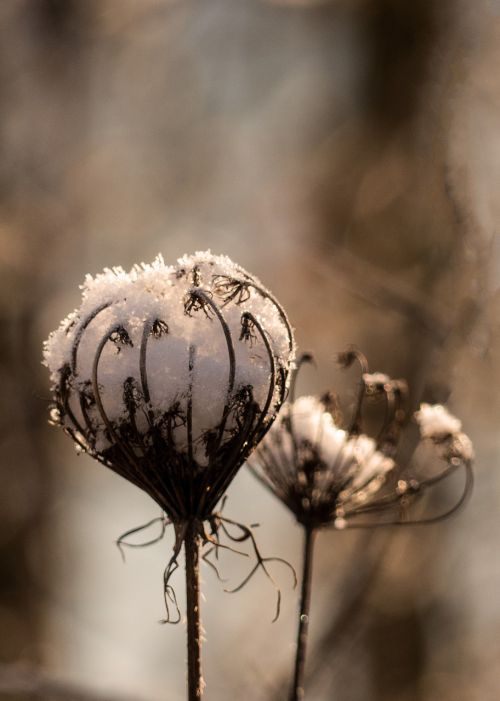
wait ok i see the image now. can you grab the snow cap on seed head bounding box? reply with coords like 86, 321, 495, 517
414, 403, 462, 439
43, 251, 295, 521
415, 403, 474, 461
249, 393, 395, 528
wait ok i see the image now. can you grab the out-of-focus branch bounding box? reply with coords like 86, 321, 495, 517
311, 245, 451, 344
0, 663, 148, 701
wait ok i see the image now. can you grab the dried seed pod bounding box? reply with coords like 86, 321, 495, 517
250, 392, 395, 529
44, 251, 295, 523
249, 352, 474, 530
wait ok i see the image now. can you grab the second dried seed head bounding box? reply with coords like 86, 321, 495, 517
249, 352, 474, 529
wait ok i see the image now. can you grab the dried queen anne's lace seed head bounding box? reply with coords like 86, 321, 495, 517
43, 252, 295, 523
249, 352, 474, 530
251, 393, 395, 528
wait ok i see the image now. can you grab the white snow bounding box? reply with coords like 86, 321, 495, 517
452, 432, 475, 461
254, 395, 395, 508
414, 403, 463, 439
362, 372, 391, 387
43, 251, 295, 463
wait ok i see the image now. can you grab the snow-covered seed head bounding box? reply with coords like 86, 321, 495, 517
249, 393, 395, 528
249, 352, 474, 529
43, 252, 295, 522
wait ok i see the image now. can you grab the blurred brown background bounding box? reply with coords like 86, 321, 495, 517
0, 1, 499, 700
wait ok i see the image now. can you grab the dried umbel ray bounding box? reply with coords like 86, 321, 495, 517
44, 251, 295, 524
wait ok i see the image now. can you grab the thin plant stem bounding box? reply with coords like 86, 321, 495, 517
290, 526, 316, 701
185, 522, 203, 701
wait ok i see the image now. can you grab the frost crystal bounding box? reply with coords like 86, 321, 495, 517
43, 251, 295, 522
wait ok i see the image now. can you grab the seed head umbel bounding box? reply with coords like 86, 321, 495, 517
43, 251, 295, 524
249, 352, 474, 530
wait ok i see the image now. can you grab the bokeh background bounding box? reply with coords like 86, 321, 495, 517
1, 1, 499, 699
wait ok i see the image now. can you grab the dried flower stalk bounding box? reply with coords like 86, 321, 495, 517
43, 251, 295, 701
249, 350, 474, 701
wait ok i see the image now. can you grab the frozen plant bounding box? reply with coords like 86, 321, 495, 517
43, 251, 295, 701
415, 402, 469, 443
248, 350, 474, 701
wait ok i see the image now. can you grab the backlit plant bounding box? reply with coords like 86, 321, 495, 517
43, 251, 295, 701
248, 350, 474, 701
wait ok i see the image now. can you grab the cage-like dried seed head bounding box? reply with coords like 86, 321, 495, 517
43, 251, 295, 522
249, 353, 474, 529
249, 394, 395, 528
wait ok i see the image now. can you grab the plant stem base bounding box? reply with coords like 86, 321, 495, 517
185, 522, 203, 700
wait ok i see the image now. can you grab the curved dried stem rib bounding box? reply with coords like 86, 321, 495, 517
91, 325, 150, 486
199, 400, 259, 517
122, 380, 183, 522
65, 303, 115, 447
289, 353, 315, 405
78, 391, 97, 440
243, 278, 295, 354
343, 460, 473, 528
241, 312, 276, 441
187, 345, 195, 471
71, 302, 112, 374
337, 346, 369, 435
189, 289, 236, 454
345, 445, 467, 518
58, 365, 90, 441
377, 379, 409, 453
286, 354, 316, 468
139, 319, 153, 408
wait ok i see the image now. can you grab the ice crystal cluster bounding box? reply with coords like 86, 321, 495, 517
249, 354, 474, 530
44, 252, 295, 522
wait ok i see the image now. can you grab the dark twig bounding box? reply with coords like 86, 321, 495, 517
336, 346, 368, 435
160, 522, 186, 626
185, 521, 203, 701
219, 516, 297, 623
290, 526, 316, 701
116, 515, 169, 561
